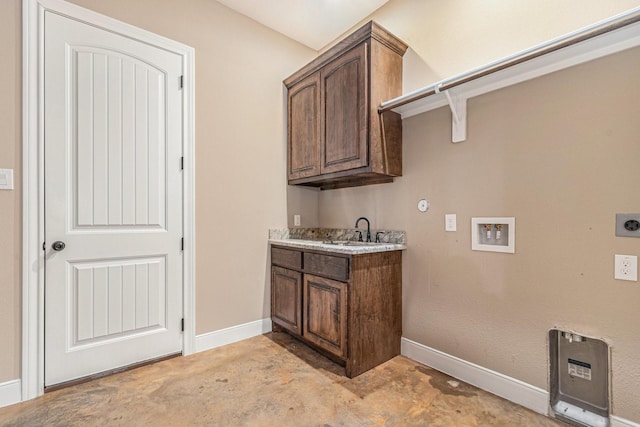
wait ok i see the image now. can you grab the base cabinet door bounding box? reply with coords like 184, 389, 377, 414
271, 266, 302, 336
303, 274, 347, 359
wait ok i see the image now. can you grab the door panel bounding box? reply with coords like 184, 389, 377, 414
74, 48, 166, 229
71, 257, 167, 346
44, 11, 183, 386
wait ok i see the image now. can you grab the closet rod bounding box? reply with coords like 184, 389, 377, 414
379, 7, 640, 114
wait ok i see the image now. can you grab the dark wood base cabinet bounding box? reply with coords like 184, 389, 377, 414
270, 245, 402, 378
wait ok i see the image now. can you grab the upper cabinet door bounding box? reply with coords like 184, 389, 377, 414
288, 73, 321, 180
320, 43, 368, 175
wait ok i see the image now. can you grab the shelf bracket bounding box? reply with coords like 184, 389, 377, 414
434, 85, 467, 143
444, 90, 467, 143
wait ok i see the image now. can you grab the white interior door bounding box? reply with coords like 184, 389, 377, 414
44, 10, 184, 386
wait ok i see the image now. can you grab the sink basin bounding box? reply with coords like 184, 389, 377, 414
322, 240, 382, 246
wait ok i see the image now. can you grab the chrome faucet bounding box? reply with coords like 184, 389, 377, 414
355, 217, 371, 242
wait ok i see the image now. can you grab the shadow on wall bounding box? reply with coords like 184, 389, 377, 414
263, 185, 319, 320
286, 185, 320, 228
262, 248, 271, 320
402, 48, 442, 94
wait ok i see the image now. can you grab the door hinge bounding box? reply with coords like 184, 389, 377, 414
179, 75, 184, 89
181, 237, 184, 251
42, 241, 46, 251
181, 318, 184, 332
181, 156, 184, 170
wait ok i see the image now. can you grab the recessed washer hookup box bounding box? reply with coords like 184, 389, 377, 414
549, 329, 609, 427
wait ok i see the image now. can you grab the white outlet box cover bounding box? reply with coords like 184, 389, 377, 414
614, 254, 638, 281
471, 217, 515, 253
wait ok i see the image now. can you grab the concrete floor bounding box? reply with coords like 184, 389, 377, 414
0, 332, 566, 426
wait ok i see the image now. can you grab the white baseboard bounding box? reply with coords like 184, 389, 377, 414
401, 337, 549, 415
401, 338, 640, 426
0, 379, 21, 409
612, 416, 640, 427
195, 318, 272, 353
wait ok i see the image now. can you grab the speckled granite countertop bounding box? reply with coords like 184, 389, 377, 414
269, 228, 407, 255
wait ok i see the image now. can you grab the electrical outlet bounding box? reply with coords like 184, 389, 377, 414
293, 214, 301, 226
616, 213, 640, 238
614, 254, 638, 281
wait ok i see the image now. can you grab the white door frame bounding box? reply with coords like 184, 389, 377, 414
22, 0, 196, 400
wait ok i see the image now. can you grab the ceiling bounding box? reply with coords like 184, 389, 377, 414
215, 0, 389, 50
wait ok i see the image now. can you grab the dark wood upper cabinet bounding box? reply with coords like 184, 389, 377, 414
284, 21, 407, 190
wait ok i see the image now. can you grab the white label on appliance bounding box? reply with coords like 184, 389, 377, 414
568, 359, 592, 381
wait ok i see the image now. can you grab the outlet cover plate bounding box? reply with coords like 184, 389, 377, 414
0, 169, 13, 190
614, 254, 638, 281
616, 213, 640, 238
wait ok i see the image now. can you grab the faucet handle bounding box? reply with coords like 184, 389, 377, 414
356, 231, 363, 242
375, 231, 384, 243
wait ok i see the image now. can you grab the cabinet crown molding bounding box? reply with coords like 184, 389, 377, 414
284, 20, 408, 88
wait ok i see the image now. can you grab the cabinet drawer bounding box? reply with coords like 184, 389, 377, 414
305, 253, 349, 281
272, 247, 302, 270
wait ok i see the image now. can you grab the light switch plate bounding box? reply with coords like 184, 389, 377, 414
0, 169, 14, 190
445, 214, 457, 231
614, 254, 638, 281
